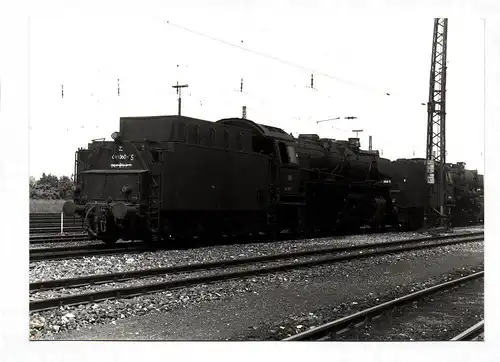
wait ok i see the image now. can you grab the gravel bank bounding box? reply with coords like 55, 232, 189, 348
29, 238, 482, 301
29, 239, 483, 340
29, 227, 482, 283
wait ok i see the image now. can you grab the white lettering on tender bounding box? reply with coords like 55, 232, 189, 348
111, 154, 135, 161
110, 163, 133, 168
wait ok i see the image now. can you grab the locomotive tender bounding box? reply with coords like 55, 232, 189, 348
64, 115, 401, 244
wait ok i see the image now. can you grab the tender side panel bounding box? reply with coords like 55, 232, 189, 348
162, 142, 270, 211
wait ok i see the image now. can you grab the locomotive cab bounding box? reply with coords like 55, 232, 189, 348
276, 141, 302, 200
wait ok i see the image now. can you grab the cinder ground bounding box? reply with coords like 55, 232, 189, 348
43, 243, 483, 341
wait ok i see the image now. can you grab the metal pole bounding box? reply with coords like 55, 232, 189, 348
172, 82, 189, 116
425, 18, 448, 228
60, 212, 64, 235
369, 136, 372, 151
352, 129, 363, 138
178, 92, 181, 115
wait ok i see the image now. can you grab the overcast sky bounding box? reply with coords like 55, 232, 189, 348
27, 5, 485, 178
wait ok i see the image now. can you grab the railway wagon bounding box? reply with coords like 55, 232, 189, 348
446, 162, 484, 225
379, 158, 428, 230
380, 158, 484, 229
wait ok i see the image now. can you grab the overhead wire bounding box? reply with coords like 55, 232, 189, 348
165, 20, 395, 98
165, 20, 434, 120
53, 19, 428, 128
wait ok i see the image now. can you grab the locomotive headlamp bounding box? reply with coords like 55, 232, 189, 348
121, 184, 132, 195
111, 131, 121, 141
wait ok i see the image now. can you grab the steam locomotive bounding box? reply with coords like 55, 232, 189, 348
63, 114, 483, 244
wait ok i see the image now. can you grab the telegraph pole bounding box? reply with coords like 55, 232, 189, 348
369, 136, 372, 151
425, 18, 449, 228
172, 82, 189, 116
352, 129, 363, 138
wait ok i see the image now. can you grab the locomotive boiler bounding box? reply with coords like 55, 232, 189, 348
291, 133, 397, 232
216, 119, 398, 233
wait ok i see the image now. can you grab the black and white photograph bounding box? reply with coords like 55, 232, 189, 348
1, 0, 499, 361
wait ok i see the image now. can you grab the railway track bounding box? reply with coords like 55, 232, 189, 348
29, 232, 483, 312
30, 226, 84, 234
30, 234, 89, 244
450, 320, 484, 341
29, 213, 84, 235
29, 242, 150, 261
283, 271, 484, 341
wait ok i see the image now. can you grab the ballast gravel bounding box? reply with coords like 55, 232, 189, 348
28, 226, 482, 283
29, 238, 481, 301
29, 239, 483, 340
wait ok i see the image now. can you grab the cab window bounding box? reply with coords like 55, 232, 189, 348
278, 142, 298, 164
287, 145, 298, 163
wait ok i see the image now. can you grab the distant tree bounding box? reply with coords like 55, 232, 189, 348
29, 176, 37, 198
58, 176, 74, 199
38, 173, 59, 189
29, 174, 74, 200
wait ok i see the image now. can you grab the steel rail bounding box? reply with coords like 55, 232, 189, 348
29, 234, 483, 312
450, 320, 484, 341
29, 234, 89, 244
29, 213, 64, 218
30, 226, 83, 234
30, 222, 82, 228
283, 271, 484, 341
29, 242, 149, 261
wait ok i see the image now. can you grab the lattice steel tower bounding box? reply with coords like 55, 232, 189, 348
425, 18, 448, 227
